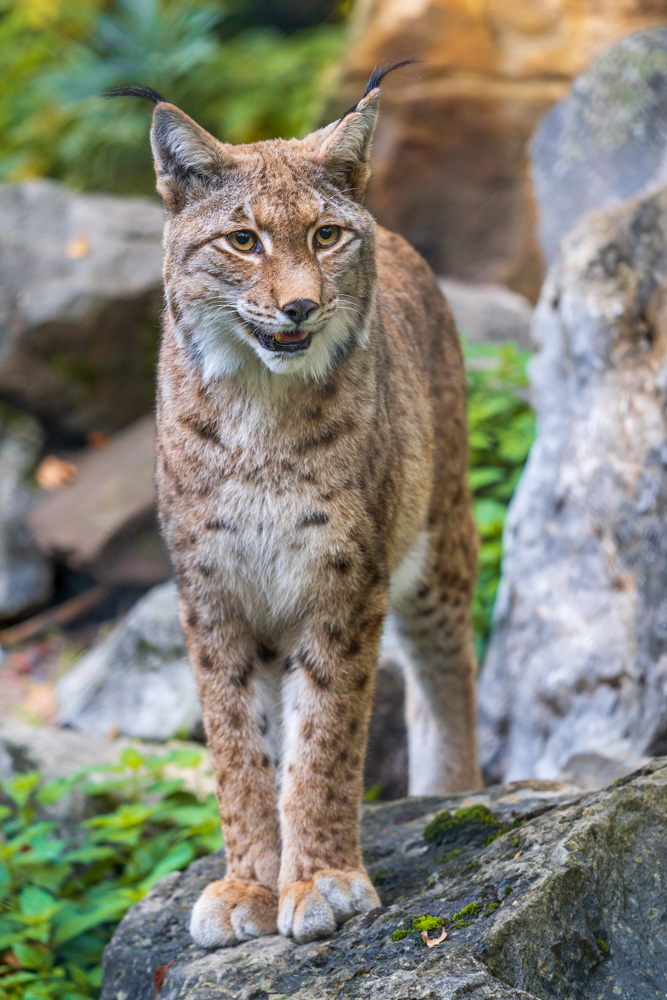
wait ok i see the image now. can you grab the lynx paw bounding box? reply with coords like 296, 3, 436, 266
190, 880, 278, 948
278, 869, 380, 944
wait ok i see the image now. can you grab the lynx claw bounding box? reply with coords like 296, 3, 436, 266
190, 880, 278, 948
278, 869, 380, 944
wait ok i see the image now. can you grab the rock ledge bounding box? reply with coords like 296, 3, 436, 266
101, 759, 666, 1000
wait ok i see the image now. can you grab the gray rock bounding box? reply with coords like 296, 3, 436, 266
0, 406, 52, 620
28, 415, 170, 585
478, 187, 667, 784
439, 278, 533, 350
531, 28, 667, 266
0, 180, 163, 436
56, 582, 204, 741
100, 758, 666, 1000
0, 718, 125, 782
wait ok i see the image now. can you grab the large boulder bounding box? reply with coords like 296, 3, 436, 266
0, 405, 52, 620
336, 1, 667, 298
101, 758, 666, 1000
28, 414, 170, 585
56, 582, 203, 742
532, 27, 667, 266
478, 186, 667, 784
0, 181, 163, 437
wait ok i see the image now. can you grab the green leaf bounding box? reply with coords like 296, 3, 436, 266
52, 894, 135, 946
19, 886, 61, 921
119, 747, 145, 770
11, 942, 50, 971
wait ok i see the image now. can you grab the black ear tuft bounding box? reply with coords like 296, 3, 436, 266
341, 59, 417, 119
364, 59, 418, 96
101, 84, 166, 105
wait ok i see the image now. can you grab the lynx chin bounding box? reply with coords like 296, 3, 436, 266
106, 63, 482, 948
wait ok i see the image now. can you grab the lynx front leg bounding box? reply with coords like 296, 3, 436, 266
182, 614, 282, 948
277, 609, 385, 943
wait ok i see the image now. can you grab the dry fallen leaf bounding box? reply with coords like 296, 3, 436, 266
2, 950, 24, 969
24, 681, 59, 725
421, 927, 447, 947
66, 233, 91, 259
154, 959, 175, 998
87, 430, 111, 448
36, 454, 77, 490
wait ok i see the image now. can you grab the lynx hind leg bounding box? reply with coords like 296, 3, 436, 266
390, 522, 482, 796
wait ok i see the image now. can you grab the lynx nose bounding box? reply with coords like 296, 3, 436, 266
281, 299, 319, 325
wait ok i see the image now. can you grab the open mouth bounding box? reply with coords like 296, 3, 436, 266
255, 328, 312, 353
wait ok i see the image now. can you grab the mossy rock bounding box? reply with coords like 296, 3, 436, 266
101, 759, 667, 999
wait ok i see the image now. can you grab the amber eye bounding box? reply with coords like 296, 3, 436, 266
227, 230, 258, 252
314, 225, 341, 248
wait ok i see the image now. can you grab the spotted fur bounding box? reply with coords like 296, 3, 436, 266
127, 71, 481, 947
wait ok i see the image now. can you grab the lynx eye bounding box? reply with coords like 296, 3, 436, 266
314, 225, 341, 248
227, 230, 258, 252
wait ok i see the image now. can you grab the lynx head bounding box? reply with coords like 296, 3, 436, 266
104, 64, 412, 382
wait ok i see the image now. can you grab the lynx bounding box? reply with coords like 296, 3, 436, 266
108, 64, 481, 948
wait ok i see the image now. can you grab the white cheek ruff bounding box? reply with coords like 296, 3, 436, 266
178, 295, 372, 385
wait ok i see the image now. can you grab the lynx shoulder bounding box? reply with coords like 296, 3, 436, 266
106, 65, 481, 949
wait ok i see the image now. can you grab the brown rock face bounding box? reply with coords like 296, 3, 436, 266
339, 0, 667, 298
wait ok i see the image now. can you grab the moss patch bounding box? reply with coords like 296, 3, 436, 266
424, 805, 503, 846
391, 914, 447, 943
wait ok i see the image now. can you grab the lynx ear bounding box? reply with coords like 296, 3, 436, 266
315, 89, 380, 200
150, 104, 232, 212
312, 60, 416, 200
101, 86, 232, 212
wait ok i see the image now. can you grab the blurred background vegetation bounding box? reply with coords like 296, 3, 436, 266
0, 0, 348, 194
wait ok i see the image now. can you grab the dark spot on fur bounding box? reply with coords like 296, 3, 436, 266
295, 417, 355, 453
346, 637, 361, 658
325, 622, 344, 645
233, 661, 254, 688
200, 653, 214, 671
180, 414, 219, 443
258, 643, 275, 662
301, 720, 315, 741
187, 611, 199, 628
261, 754, 270, 769
300, 511, 328, 527
205, 517, 234, 531
283, 656, 294, 673
227, 710, 242, 730
258, 715, 268, 737
302, 651, 330, 689
329, 553, 351, 574
198, 563, 213, 577
355, 670, 371, 691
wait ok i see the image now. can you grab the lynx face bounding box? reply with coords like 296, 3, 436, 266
155, 106, 379, 382
165, 160, 377, 381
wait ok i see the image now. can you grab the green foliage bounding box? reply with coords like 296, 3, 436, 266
0, 746, 220, 999
423, 804, 501, 844
0, 0, 345, 194
464, 341, 535, 656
